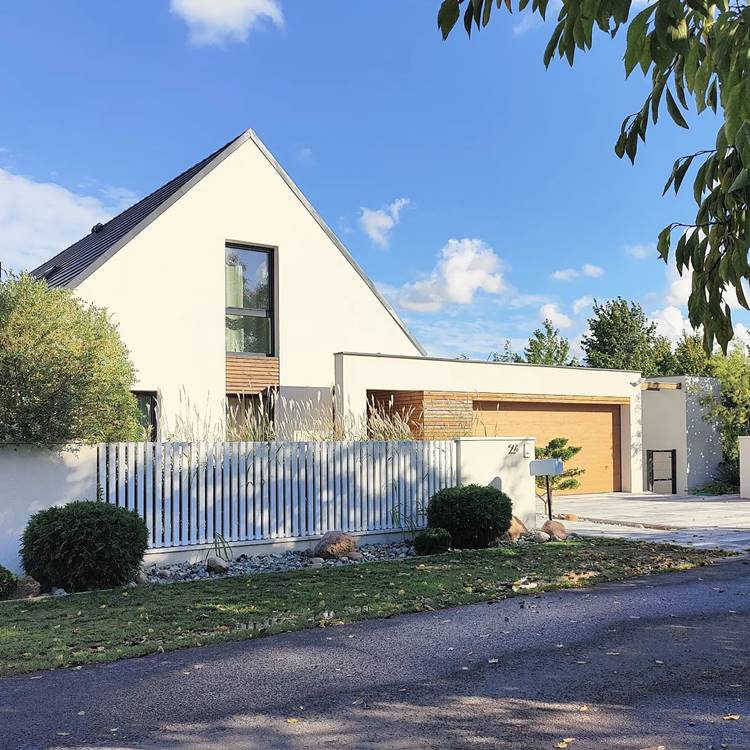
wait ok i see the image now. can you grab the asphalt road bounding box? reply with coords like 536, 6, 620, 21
2, 558, 750, 750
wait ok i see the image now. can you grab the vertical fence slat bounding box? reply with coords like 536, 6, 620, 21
95, 438, 456, 554
284, 442, 293, 538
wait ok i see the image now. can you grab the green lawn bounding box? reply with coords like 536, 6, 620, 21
0, 538, 724, 676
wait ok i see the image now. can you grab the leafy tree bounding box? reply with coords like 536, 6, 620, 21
705, 347, 750, 460
674, 331, 712, 374
437, 0, 750, 352
535, 437, 585, 493
524, 318, 577, 365
490, 339, 524, 363
582, 298, 671, 374
0, 273, 142, 446
653, 334, 678, 376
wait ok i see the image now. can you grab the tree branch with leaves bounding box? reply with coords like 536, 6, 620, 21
437, 0, 750, 352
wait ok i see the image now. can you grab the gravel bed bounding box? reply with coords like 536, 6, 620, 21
144, 541, 417, 584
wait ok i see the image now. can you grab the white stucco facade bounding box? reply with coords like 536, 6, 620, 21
334, 352, 644, 492
72, 132, 422, 433
642, 376, 722, 493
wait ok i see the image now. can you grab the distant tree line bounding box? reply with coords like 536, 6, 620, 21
484, 297, 750, 466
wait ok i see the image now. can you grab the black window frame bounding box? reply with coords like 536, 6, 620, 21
225, 243, 275, 357
132, 390, 158, 439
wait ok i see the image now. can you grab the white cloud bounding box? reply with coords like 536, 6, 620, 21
582, 263, 604, 278
359, 197, 410, 249
539, 303, 572, 329
572, 295, 593, 315
0, 168, 132, 274
625, 242, 654, 260
170, 0, 283, 46
552, 268, 578, 281
664, 265, 691, 307
551, 263, 605, 281
407, 318, 523, 359
650, 305, 691, 342
391, 238, 506, 313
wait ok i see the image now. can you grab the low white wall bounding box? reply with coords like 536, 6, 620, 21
0, 445, 98, 573
0, 438, 535, 573
456, 437, 536, 529
739, 437, 750, 500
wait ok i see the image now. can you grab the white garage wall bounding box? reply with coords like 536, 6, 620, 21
335, 352, 644, 493
642, 376, 722, 493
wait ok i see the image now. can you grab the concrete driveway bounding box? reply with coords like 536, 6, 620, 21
546, 492, 750, 552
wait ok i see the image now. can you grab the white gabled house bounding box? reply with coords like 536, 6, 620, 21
32, 130, 723, 496
34, 130, 424, 437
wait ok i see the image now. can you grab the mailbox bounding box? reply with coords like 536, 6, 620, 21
529, 458, 564, 477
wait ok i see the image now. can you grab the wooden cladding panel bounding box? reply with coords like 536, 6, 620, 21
368, 390, 426, 437
422, 391, 473, 439
226, 355, 279, 394
473, 400, 622, 493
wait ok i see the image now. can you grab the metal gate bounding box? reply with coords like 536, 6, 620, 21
646, 449, 677, 494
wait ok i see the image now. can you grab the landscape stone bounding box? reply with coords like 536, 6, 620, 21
313, 530, 357, 559
533, 531, 551, 543
502, 516, 529, 542
541, 520, 568, 540
16, 576, 41, 599
206, 556, 231, 574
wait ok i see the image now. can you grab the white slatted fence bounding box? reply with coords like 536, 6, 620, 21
97, 440, 456, 550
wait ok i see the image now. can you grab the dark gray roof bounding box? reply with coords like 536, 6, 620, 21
31, 131, 248, 287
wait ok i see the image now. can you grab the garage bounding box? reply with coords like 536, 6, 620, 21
472, 400, 622, 493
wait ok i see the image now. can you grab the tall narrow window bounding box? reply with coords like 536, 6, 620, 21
225, 244, 274, 355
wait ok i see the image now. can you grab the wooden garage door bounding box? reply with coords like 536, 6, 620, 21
473, 401, 621, 493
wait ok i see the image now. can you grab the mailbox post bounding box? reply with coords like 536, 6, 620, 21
529, 458, 564, 521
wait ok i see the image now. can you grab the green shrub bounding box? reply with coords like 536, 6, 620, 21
426, 484, 512, 549
0, 564, 16, 600
414, 527, 452, 555
21, 501, 149, 592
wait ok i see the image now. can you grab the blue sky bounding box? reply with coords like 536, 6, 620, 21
0, 0, 742, 358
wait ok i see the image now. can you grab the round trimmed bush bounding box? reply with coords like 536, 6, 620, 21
21, 501, 149, 592
0, 564, 16, 600
426, 484, 512, 549
414, 527, 452, 556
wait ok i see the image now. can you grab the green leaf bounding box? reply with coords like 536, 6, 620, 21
729, 168, 750, 193
625, 4, 655, 76
437, 0, 461, 38
657, 225, 672, 260
544, 21, 565, 67
666, 88, 689, 129
673, 154, 695, 193
651, 72, 666, 123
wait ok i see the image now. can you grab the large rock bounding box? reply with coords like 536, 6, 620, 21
206, 556, 231, 574
502, 516, 529, 542
313, 531, 356, 560
16, 576, 41, 599
533, 531, 551, 544
541, 520, 567, 541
